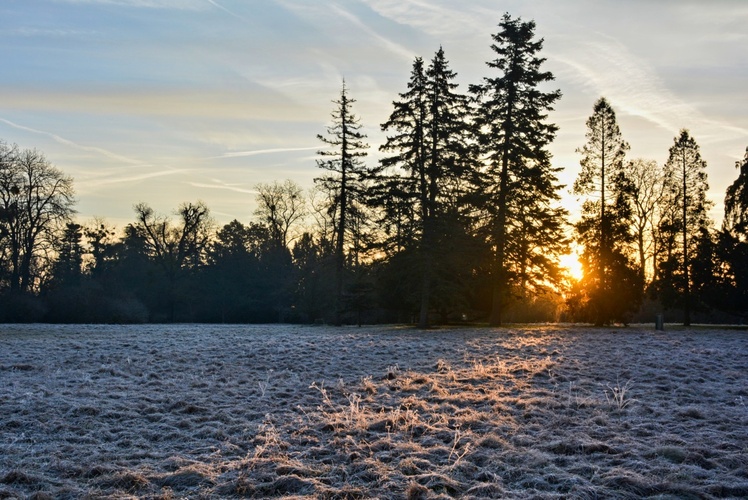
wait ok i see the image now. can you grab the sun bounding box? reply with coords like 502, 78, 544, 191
559, 250, 584, 282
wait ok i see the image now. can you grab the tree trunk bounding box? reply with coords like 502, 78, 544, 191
490, 154, 511, 327
489, 78, 515, 327
417, 265, 432, 328
682, 154, 691, 326
334, 115, 348, 327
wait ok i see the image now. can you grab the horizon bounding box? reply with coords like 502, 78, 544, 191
1, 0, 746, 228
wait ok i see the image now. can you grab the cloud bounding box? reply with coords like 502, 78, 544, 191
204, 0, 245, 21
55, 0, 206, 8
211, 146, 321, 159
550, 34, 748, 143
187, 181, 255, 195
0, 117, 143, 165
327, 4, 414, 62
0, 86, 311, 123
80, 167, 188, 189
358, 0, 479, 37
276, 0, 415, 62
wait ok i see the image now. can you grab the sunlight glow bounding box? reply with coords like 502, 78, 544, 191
559, 251, 584, 282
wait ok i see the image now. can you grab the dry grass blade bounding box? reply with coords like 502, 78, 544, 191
604, 379, 635, 410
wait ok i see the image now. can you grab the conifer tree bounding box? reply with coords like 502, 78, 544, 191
572, 97, 641, 325
658, 129, 711, 325
723, 147, 748, 237
379, 57, 427, 251
718, 147, 748, 317
470, 14, 565, 326
379, 48, 473, 327
315, 81, 370, 325
50, 222, 84, 287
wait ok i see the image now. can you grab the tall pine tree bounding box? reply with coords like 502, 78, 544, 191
657, 129, 711, 325
315, 81, 370, 325
724, 147, 748, 237
470, 14, 565, 326
572, 97, 641, 325
718, 147, 748, 318
379, 48, 474, 327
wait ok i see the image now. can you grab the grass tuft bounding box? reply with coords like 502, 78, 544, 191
604, 379, 635, 410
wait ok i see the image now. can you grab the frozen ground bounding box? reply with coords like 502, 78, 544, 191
1, 324, 747, 499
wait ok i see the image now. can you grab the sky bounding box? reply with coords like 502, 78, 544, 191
1, 0, 746, 230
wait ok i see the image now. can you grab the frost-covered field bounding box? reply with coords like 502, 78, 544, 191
1, 324, 747, 499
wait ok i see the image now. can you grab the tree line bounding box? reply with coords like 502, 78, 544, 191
1, 14, 747, 326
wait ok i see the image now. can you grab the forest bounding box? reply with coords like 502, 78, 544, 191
1, 15, 747, 326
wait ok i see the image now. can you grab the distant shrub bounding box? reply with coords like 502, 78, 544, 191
0, 293, 47, 322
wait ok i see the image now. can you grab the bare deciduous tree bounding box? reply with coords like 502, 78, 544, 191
0, 142, 75, 293
623, 158, 666, 283
133, 201, 213, 321
253, 179, 307, 249
134, 201, 213, 275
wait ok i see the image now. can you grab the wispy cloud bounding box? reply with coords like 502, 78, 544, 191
80, 168, 188, 189
210, 146, 320, 159
277, 0, 415, 62
0, 117, 143, 165
358, 0, 480, 37
188, 181, 255, 195
0, 86, 309, 122
204, 0, 245, 21
328, 4, 414, 62
3, 27, 100, 38
56, 0, 206, 8
550, 34, 748, 142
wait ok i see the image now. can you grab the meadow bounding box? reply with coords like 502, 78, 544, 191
1, 324, 747, 499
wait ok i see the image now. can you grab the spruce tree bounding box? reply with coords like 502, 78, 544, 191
378, 57, 427, 254
724, 147, 748, 237
315, 81, 370, 325
658, 129, 711, 325
379, 48, 473, 328
718, 147, 748, 317
470, 14, 565, 326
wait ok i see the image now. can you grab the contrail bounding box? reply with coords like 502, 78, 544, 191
211, 146, 321, 159
205, 0, 244, 21
0, 117, 143, 165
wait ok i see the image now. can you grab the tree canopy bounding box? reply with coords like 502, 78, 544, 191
0, 15, 745, 326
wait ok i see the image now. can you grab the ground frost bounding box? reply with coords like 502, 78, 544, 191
1, 324, 747, 498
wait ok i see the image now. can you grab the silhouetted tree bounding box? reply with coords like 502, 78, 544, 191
470, 14, 564, 325
133, 201, 213, 321
200, 220, 269, 322
570, 98, 641, 325
44, 222, 89, 322
0, 142, 75, 294
502, 162, 569, 303
84, 217, 117, 278
315, 81, 371, 325
379, 48, 474, 327
50, 222, 84, 287
291, 232, 333, 323
377, 57, 427, 254
724, 147, 748, 237
253, 179, 307, 249
715, 147, 748, 319
656, 130, 711, 325
623, 158, 666, 284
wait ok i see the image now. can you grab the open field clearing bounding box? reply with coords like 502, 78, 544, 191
1, 324, 747, 499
